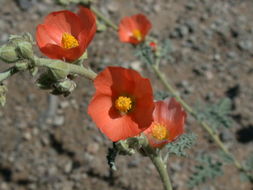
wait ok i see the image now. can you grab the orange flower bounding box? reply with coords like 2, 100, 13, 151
144, 98, 186, 148
88, 67, 155, 142
36, 7, 96, 62
118, 14, 152, 45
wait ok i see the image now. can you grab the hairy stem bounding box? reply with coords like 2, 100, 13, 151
0, 56, 97, 83
0, 66, 19, 83
144, 146, 173, 190
91, 6, 118, 31
34, 57, 97, 80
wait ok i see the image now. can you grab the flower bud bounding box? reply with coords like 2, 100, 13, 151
17, 41, 33, 59
0, 44, 19, 63
15, 62, 29, 71
52, 79, 76, 96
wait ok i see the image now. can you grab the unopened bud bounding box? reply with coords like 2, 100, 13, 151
0, 44, 19, 63
17, 41, 33, 59
15, 62, 28, 71
52, 79, 76, 96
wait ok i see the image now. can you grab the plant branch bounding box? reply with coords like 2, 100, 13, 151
0, 66, 19, 83
91, 6, 118, 31
143, 146, 173, 190
34, 57, 97, 80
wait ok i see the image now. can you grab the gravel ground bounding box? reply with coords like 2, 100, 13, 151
0, 0, 253, 190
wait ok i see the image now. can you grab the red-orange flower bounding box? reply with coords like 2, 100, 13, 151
144, 98, 186, 148
88, 67, 155, 142
118, 14, 152, 45
36, 7, 96, 62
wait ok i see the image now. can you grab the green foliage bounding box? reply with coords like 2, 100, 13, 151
159, 39, 173, 60
135, 39, 173, 66
188, 155, 223, 188
240, 153, 253, 182
245, 153, 253, 171
154, 91, 171, 101
135, 43, 154, 65
196, 98, 233, 131
166, 133, 197, 157
217, 150, 234, 164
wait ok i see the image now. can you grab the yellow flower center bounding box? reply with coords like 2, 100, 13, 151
115, 96, 132, 113
151, 123, 168, 140
132, 29, 142, 41
61, 33, 79, 49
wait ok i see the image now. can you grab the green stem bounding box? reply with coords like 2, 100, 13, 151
0, 66, 19, 83
34, 57, 97, 80
0, 57, 97, 83
91, 6, 118, 31
144, 146, 173, 190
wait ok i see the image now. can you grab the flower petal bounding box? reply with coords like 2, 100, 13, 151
77, 7, 97, 50
88, 94, 142, 141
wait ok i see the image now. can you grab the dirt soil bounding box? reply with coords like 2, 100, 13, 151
0, 0, 253, 190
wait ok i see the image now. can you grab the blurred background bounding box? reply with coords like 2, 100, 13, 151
0, 0, 252, 189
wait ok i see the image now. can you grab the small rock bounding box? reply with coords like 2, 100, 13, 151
60, 101, 70, 109
153, 4, 161, 12
87, 143, 99, 154
213, 54, 221, 61
237, 40, 252, 51
107, 1, 119, 13
130, 61, 142, 72
0, 182, 9, 190
23, 132, 32, 141
53, 115, 65, 126
64, 161, 73, 174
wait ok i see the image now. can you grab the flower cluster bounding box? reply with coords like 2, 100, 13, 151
35, 6, 186, 148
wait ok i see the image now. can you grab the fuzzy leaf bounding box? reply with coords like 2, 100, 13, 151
166, 133, 196, 157
196, 98, 233, 131
188, 155, 223, 188
154, 91, 170, 101
217, 150, 234, 164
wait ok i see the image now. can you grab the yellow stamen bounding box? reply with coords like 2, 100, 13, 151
151, 123, 168, 140
115, 96, 132, 113
61, 33, 79, 49
132, 29, 142, 41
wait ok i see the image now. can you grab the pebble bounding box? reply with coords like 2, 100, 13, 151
64, 161, 73, 174
87, 143, 99, 154
237, 40, 252, 51
106, 1, 119, 13
23, 131, 32, 141
53, 115, 65, 126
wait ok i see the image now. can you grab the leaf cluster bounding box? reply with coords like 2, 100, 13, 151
188, 155, 223, 188
166, 133, 197, 157
196, 98, 233, 131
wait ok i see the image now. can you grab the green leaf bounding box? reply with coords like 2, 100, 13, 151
166, 133, 197, 157
196, 98, 233, 131
154, 91, 171, 101
188, 155, 223, 188
217, 150, 234, 164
